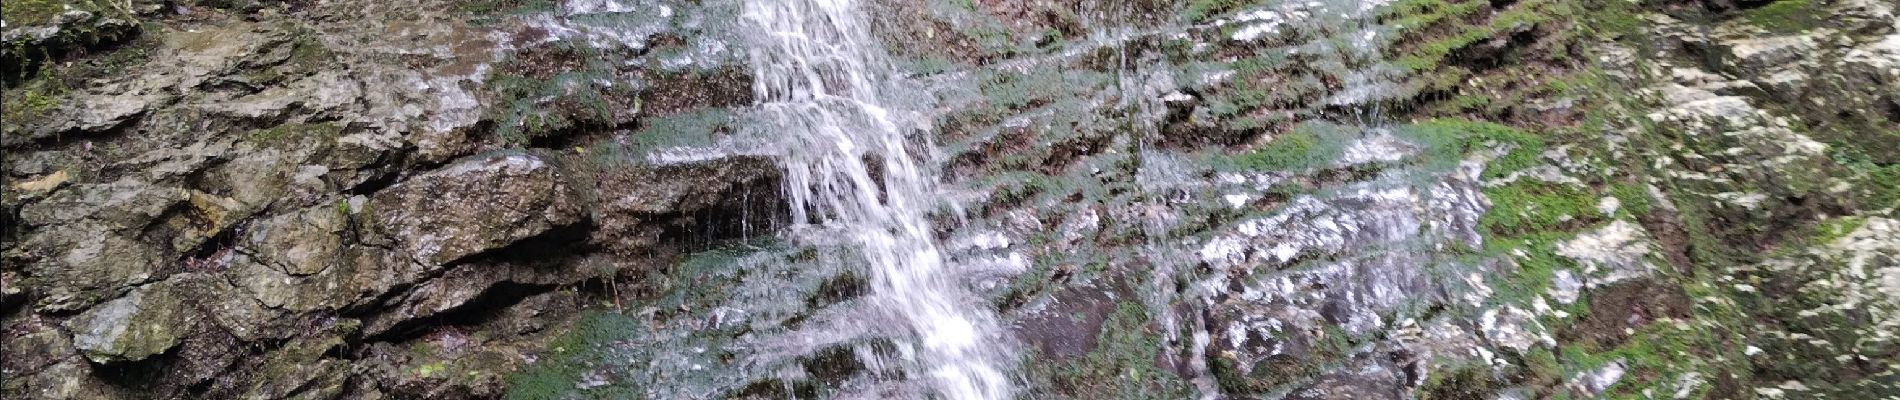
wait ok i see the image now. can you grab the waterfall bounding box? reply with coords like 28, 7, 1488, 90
741, 1, 1014, 398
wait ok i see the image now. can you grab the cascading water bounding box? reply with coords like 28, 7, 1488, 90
741, 0, 1015, 398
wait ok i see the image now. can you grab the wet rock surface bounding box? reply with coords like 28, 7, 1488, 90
3, 0, 1898, 398
369, 150, 584, 266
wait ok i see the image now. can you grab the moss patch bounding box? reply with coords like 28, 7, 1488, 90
1, 0, 85, 27
1742, 0, 1820, 34
1213, 122, 1355, 172
503, 311, 643, 400
1, 75, 67, 128
457, 0, 557, 22
486, 40, 629, 145
1034, 301, 1195, 399
1400, 118, 1546, 176
1, 0, 141, 82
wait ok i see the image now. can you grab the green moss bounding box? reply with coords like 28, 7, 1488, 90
486, 41, 624, 145
1743, 0, 1820, 34
1, 0, 79, 26
1, 76, 66, 126
1400, 118, 1546, 177
1607, 182, 1653, 219
1482, 231, 1577, 305
1419, 367, 1502, 400
417, 362, 448, 378
1810, 216, 1867, 246
1481, 181, 1597, 236
1213, 122, 1354, 172
457, 0, 556, 18
1387, 0, 1547, 72
1037, 301, 1195, 399
504, 311, 644, 400
1574, 0, 1647, 40
1555, 315, 1737, 398
1184, 0, 1266, 22
579, 108, 731, 166
977, 64, 1076, 112
1203, 55, 1328, 130
1, 0, 141, 82
1857, 162, 1900, 210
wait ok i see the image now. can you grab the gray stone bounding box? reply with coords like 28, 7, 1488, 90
18, 179, 186, 229
370, 151, 583, 266
18, 223, 165, 312
63, 280, 197, 363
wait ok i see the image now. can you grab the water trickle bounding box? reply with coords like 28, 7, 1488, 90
741, 0, 1014, 398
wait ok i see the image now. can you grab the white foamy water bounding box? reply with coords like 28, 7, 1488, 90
741, 0, 1014, 398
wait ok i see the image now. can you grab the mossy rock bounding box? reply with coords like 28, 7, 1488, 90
1742, 0, 1820, 34
1, 0, 142, 82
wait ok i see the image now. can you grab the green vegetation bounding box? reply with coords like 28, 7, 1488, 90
1810, 216, 1867, 245
1213, 122, 1354, 172
1606, 182, 1653, 219
1, 0, 84, 26
986, 171, 1066, 208
1385, 0, 1553, 72
486, 41, 624, 145
1, 0, 141, 81
1401, 119, 1545, 176
1848, 161, 1900, 211
1743, 0, 1820, 34
1572, 0, 1647, 40
241, 27, 333, 85
1184, 0, 1264, 23
2, 75, 66, 127
978, 64, 1076, 111
578, 108, 730, 166
1038, 301, 1196, 399
504, 311, 644, 400
1418, 367, 1503, 400
1481, 182, 1597, 236
457, 0, 557, 20
1557, 316, 1734, 398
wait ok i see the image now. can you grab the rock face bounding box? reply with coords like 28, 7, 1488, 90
3, 0, 1897, 399
1, 0, 766, 398
370, 151, 584, 266
64, 280, 194, 363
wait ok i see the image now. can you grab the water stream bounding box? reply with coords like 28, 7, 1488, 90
742, 0, 1015, 398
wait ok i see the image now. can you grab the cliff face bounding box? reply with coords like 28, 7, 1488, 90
2, 0, 1895, 399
